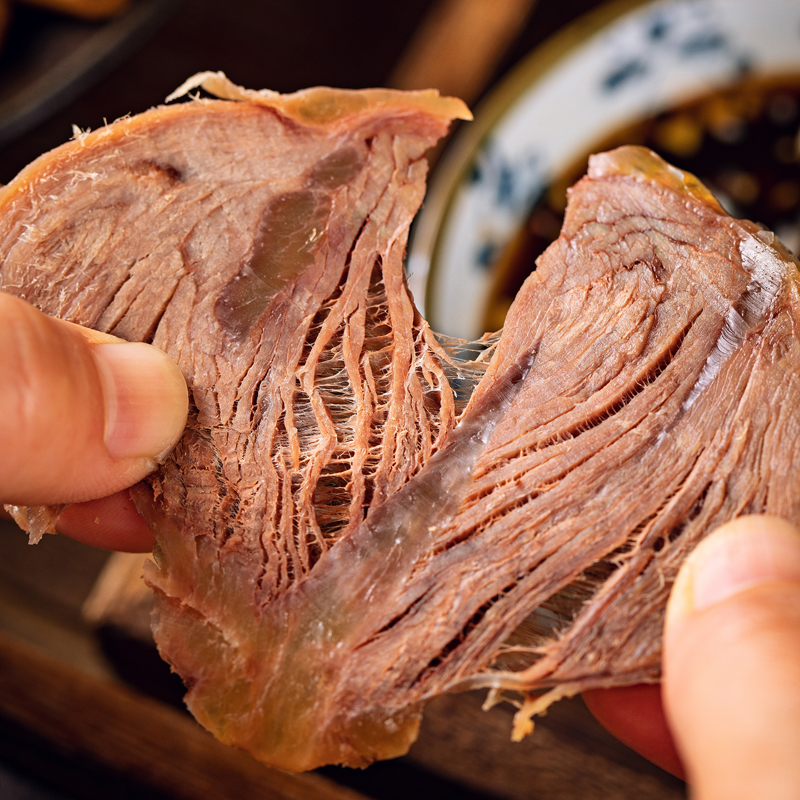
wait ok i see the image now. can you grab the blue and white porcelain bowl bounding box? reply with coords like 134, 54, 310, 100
409, 0, 800, 339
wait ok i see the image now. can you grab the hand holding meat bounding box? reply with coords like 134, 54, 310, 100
589, 515, 800, 799
664, 515, 800, 799
0, 292, 187, 550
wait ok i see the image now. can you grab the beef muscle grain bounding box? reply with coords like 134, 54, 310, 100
2, 76, 800, 771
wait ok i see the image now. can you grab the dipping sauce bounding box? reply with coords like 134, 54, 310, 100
485, 78, 800, 332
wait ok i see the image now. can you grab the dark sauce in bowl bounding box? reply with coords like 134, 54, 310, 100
485, 78, 800, 332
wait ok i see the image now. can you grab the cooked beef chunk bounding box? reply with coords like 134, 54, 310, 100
1, 76, 798, 771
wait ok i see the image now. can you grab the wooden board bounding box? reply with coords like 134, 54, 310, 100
0, 628, 368, 800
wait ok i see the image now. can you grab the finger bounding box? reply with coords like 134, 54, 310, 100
0, 293, 187, 506
582, 684, 684, 778
663, 515, 800, 800
56, 490, 155, 552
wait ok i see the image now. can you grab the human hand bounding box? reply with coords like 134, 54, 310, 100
0, 292, 187, 552
585, 515, 800, 798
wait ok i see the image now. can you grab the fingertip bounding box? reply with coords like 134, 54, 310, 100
663, 515, 800, 798
666, 515, 800, 630
93, 342, 188, 461
0, 294, 187, 506
583, 685, 685, 778
57, 490, 155, 552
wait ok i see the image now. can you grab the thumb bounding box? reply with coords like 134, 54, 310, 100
0, 292, 187, 506
663, 515, 800, 800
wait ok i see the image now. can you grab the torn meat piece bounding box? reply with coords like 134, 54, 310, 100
1, 75, 799, 771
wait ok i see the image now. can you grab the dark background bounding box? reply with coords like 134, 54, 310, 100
0, 0, 607, 183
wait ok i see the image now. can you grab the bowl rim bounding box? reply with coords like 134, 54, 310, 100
408, 0, 652, 324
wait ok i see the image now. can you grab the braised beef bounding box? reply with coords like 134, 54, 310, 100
1, 76, 798, 771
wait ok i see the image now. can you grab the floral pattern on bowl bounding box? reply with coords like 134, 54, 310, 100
408, 0, 800, 339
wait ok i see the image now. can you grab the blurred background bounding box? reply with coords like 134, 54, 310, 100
0, 0, 606, 181
0, 0, 797, 798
